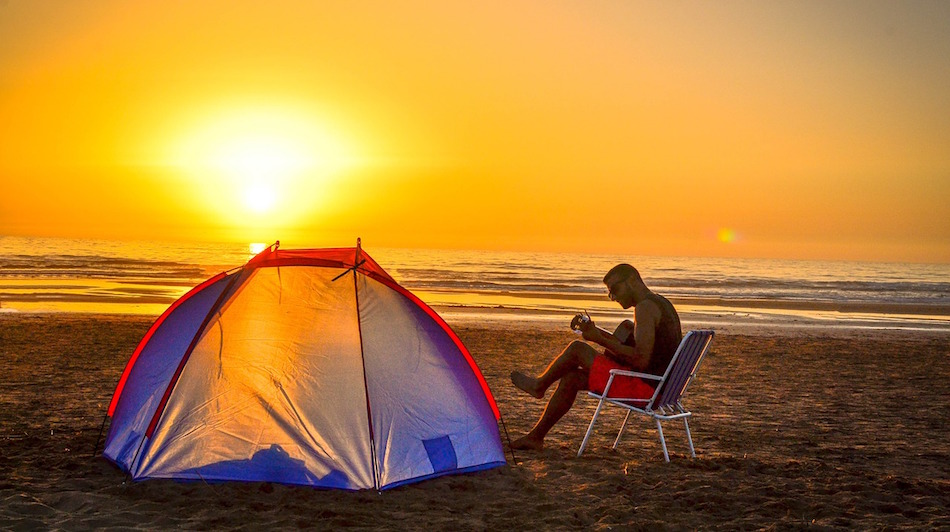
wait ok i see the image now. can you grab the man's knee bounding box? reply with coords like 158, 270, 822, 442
566, 340, 597, 367
559, 369, 588, 391
565, 339, 584, 350
567, 340, 596, 356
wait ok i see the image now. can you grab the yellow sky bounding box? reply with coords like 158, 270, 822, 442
1, 1, 948, 262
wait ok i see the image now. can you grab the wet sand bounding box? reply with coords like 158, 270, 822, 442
1, 313, 948, 529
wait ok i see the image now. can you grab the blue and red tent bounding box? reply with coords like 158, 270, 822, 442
103, 241, 505, 490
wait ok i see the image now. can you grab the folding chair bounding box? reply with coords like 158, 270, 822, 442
577, 330, 714, 461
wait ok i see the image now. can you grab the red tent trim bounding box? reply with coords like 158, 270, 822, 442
362, 270, 502, 421
247, 247, 394, 284
145, 272, 242, 438
107, 272, 228, 416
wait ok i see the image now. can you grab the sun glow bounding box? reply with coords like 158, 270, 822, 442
242, 182, 277, 214
211, 135, 312, 183
170, 105, 357, 232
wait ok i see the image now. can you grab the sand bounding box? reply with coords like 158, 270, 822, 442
1, 313, 948, 530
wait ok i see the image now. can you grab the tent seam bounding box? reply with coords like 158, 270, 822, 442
131, 270, 243, 476
353, 270, 381, 491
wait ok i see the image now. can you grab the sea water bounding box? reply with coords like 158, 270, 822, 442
1, 236, 948, 333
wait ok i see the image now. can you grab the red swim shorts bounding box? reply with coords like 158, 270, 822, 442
588, 355, 656, 399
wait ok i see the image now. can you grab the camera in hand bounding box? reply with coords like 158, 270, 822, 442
570, 312, 591, 332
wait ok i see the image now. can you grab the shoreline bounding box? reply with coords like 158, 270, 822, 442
4, 297, 948, 337
4, 278, 950, 320
419, 288, 950, 316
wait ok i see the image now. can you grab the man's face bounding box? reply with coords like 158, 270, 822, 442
605, 275, 633, 308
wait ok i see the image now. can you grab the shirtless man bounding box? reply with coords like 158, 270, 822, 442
510, 263, 681, 451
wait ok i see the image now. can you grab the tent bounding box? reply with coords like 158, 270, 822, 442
102, 241, 505, 490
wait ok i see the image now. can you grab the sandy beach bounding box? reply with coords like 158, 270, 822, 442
1, 313, 948, 530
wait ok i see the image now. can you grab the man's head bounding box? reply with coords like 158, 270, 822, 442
603, 263, 644, 309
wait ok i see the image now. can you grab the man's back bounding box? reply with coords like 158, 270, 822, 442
644, 293, 682, 376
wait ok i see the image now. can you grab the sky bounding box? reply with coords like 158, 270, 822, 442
1, 0, 948, 262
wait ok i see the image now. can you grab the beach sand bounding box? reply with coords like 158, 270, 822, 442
1, 314, 948, 530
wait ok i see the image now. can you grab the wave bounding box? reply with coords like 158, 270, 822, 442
0, 255, 206, 280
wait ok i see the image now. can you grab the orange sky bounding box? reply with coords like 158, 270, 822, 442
1, 1, 948, 262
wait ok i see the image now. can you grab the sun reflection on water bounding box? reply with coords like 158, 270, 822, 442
248, 242, 268, 257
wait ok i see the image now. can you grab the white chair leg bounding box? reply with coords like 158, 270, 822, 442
655, 418, 670, 462
683, 418, 696, 458
578, 398, 607, 457
612, 410, 632, 449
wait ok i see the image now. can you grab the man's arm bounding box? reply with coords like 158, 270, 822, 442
581, 301, 660, 370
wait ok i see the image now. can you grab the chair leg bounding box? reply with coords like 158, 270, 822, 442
683, 418, 696, 458
655, 418, 670, 462
578, 398, 607, 457
612, 410, 632, 449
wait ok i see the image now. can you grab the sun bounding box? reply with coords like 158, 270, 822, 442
209, 133, 311, 215
170, 105, 356, 227
242, 182, 278, 214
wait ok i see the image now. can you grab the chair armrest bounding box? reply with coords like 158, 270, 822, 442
607, 369, 663, 381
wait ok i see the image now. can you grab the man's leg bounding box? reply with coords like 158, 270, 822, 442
510, 369, 589, 450
510, 341, 598, 450
511, 340, 597, 399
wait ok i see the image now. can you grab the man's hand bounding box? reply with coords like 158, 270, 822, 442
579, 319, 599, 341
571, 313, 593, 332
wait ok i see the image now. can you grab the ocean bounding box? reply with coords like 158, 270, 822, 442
1, 236, 948, 333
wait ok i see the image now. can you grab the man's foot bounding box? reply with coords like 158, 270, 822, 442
510, 435, 544, 451
510, 371, 544, 399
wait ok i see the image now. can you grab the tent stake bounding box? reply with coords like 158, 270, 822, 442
91, 414, 108, 458
499, 416, 516, 464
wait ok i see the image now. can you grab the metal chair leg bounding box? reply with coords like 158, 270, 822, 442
683, 417, 696, 458
578, 398, 607, 457
655, 418, 670, 462
612, 410, 632, 449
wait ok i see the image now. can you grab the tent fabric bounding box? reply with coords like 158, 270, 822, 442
103, 245, 505, 490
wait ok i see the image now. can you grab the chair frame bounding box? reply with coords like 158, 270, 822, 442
577, 330, 714, 462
